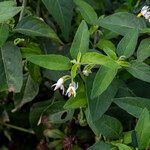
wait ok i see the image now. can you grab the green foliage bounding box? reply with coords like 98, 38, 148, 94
135, 109, 150, 149
42, 0, 74, 40
116, 28, 139, 58
27, 54, 71, 70
70, 20, 89, 59
0, 0, 150, 149
0, 1, 22, 23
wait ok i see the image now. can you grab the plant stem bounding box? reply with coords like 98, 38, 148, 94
0, 121, 35, 134
19, 0, 27, 21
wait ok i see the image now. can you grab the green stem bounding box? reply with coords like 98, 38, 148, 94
0, 121, 34, 134
19, 0, 27, 21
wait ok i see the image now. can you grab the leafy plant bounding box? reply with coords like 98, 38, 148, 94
0, 0, 150, 149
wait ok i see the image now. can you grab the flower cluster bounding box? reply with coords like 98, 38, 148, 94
139, 5, 150, 22
51, 77, 78, 97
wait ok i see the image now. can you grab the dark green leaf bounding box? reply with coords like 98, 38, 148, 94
70, 20, 89, 59
42, 0, 73, 40
99, 12, 146, 36
47, 101, 74, 124
91, 66, 118, 98
114, 97, 150, 118
127, 60, 150, 83
15, 16, 61, 43
135, 108, 150, 149
13, 74, 39, 111
116, 28, 139, 58
0, 43, 23, 93
87, 113, 123, 139
27, 54, 71, 70
74, 0, 98, 25
0, 24, 9, 46
86, 75, 121, 122
137, 38, 150, 62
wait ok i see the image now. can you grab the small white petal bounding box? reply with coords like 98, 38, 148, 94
141, 6, 149, 16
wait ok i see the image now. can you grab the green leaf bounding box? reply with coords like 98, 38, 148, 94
113, 143, 133, 150
0, 1, 22, 23
114, 97, 150, 118
70, 20, 89, 59
86, 75, 121, 122
87, 113, 123, 139
42, 0, 73, 40
91, 66, 118, 98
0, 24, 9, 46
71, 64, 79, 79
99, 12, 146, 36
81, 52, 120, 69
47, 101, 74, 124
20, 43, 42, 58
140, 28, 150, 34
127, 60, 150, 83
29, 100, 52, 134
74, 0, 98, 25
27, 54, 71, 71
137, 38, 150, 62
15, 16, 61, 43
0, 43, 23, 93
64, 78, 87, 109
97, 39, 117, 60
135, 108, 150, 149
88, 142, 113, 150
116, 28, 139, 58
13, 74, 39, 111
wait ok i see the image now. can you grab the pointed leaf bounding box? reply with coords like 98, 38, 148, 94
91, 66, 118, 98
42, 0, 73, 40
137, 38, 150, 62
27, 54, 71, 70
114, 97, 150, 118
135, 108, 150, 149
117, 28, 139, 58
0, 1, 22, 23
74, 0, 98, 25
70, 20, 89, 59
87, 113, 123, 139
127, 60, 150, 83
0, 43, 23, 93
99, 12, 146, 36
81, 52, 120, 69
86, 75, 121, 122
15, 16, 61, 43
97, 39, 117, 60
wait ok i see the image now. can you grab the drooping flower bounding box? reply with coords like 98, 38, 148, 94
141, 5, 149, 16
51, 77, 65, 94
66, 82, 78, 97
139, 5, 150, 22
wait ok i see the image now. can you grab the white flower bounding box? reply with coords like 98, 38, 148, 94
141, 5, 149, 16
51, 78, 65, 94
140, 5, 150, 21
66, 82, 78, 97
82, 69, 92, 76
